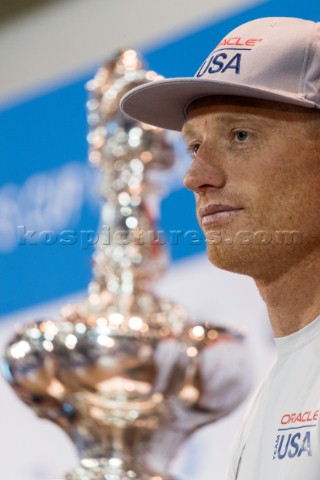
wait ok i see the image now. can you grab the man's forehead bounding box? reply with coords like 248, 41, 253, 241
182, 95, 320, 135
186, 95, 315, 114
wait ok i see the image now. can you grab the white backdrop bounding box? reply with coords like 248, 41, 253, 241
0, 0, 264, 106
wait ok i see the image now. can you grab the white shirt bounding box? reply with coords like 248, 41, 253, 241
227, 316, 320, 479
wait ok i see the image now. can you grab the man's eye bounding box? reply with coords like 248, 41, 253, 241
189, 143, 200, 157
235, 131, 248, 142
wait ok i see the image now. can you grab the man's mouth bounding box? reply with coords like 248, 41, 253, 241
198, 204, 244, 226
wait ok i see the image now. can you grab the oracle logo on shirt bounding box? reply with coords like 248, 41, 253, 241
281, 410, 319, 425
273, 431, 312, 460
272, 409, 318, 460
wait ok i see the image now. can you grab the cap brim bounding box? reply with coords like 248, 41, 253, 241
120, 77, 314, 131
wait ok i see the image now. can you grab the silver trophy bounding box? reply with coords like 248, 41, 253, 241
2, 50, 251, 480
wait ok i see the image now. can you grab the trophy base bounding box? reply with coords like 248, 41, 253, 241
59, 457, 172, 480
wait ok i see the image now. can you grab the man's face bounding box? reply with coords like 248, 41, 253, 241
182, 96, 320, 281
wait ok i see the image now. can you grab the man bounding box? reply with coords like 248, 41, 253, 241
121, 17, 320, 479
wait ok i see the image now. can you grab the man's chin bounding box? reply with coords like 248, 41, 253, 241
206, 241, 310, 281
206, 244, 254, 276
205, 242, 283, 278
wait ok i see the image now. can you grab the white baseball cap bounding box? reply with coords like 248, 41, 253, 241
120, 17, 320, 131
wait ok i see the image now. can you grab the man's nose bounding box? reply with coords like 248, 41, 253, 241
183, 147, 226, 193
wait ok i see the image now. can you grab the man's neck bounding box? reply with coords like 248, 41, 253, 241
256, 249, 320, 338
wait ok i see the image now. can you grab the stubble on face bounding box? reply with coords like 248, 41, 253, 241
183, 97, 320, 282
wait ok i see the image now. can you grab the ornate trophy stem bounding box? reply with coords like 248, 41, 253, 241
2, 49, 252, 480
